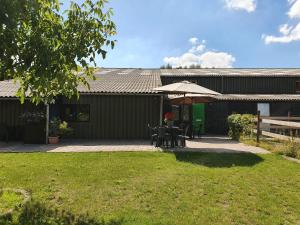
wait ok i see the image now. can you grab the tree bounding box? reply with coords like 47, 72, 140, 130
166, 64, 172, 69
0, 0, 116, 104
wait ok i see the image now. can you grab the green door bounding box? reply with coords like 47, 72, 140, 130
192, 104, 205, 134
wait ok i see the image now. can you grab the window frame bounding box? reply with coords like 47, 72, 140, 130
61, 104, 90, 123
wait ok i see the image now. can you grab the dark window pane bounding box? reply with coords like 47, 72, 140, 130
61, 104, 90, 122
77, 105, 90, 122
62, 105, 77, 122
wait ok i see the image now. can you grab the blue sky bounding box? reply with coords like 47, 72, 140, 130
65, 0, 300, 68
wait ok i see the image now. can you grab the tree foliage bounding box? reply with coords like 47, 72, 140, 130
0, 0, 116, 103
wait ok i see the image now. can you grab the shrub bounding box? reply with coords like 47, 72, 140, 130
228, 114, 255, 141
58, 121, 73, 137
282, 140, 300, 159
49, 118, 73, 137
49, 118, 61, 137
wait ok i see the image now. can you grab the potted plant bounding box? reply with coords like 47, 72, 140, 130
48, 118, 61, 144
58, 121, 73, 137
48, 118, 73, 144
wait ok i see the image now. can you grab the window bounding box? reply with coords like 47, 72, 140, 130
61, 104, 90, 122
296, 81, 300, 93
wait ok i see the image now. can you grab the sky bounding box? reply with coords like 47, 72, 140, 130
64, 0, 300, 68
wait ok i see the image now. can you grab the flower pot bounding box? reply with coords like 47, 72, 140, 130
48, 136, 59, 144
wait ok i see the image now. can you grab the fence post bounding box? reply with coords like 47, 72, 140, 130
256, 110, 261, 144
288, 111, 294, 139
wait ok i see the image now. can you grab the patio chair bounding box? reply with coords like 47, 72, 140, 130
193, 119, 203, 139
0, 123, 9, 142
169, 127, 180, 148
148, 124, 158, 145
177, 125, 190, 147
156, 127, 171, 148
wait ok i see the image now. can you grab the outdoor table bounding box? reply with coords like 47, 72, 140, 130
166, 126, 181, 147
155, 126, 181, 148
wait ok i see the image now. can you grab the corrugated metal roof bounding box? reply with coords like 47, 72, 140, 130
0, 69, 162, 98
0, 80, 19, 98
79, 69, 162, 94
160, 68, 300, 77
2, 68, 300, 98
217, 94, 300, 101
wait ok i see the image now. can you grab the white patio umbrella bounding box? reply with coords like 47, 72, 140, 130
153, 81, 220, 104
153, 80, 220, 95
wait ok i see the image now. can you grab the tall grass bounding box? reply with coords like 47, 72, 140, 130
242, 136, 300, 159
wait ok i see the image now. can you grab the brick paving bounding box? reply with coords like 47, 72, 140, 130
0, 136, 269, 154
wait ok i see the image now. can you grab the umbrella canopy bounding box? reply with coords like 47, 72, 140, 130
169, 93, 218, 105
153, 80, 220, 95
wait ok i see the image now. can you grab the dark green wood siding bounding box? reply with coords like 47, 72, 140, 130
0, 100, 42, 127
162, 76, 299, 94
205, 101, 300, 134
0, 100, 45, 141
61, 95, 161, 139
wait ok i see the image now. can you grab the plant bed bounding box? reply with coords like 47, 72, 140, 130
242, 137, 300, 160
0, 189, 30, 217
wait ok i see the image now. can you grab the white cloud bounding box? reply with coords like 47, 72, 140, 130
199, 52, 236, 68
164, 38, 235, 68
288, 0, 300, 18
189, 37, 198, 45
225, 0, 256, 13
164, 53, 200, 68
279, 24, 293, 35
264, 22, 300, 44
188, 44, 206, 54
263, 0, 300, 44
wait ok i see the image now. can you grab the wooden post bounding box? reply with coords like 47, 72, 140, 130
288, 111, 293, 139
159, 96, 163, 126
256, 110, 261, 144
45, 104, 49, 144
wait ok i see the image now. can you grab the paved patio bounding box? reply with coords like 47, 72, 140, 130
0, 136, 269, 154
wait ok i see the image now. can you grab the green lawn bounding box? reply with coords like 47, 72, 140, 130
0, 190, 24, 215
1, 152, 300, 225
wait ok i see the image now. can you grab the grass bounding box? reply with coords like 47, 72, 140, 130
0, 152, 300, 225
0, 190, 24, 215
242, 137, 300, 159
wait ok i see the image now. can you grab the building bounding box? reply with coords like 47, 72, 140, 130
1, 68, 300, 143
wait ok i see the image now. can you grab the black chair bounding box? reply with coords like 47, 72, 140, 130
169, 127, 180, 148
156, 127, 171, 148
177, 125, 190, 147
0, 123, 9, 142
148, 124, 158, 145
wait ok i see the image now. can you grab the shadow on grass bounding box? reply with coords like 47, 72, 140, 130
0, 201, 123, 225
173, 152, 264, 168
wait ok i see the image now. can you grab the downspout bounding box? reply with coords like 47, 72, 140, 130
45, 104, 49, 144
159, 95, 163, 125
221, 75, 224, 93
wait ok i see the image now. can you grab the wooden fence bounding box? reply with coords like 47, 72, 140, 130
254, 111, 300, 143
